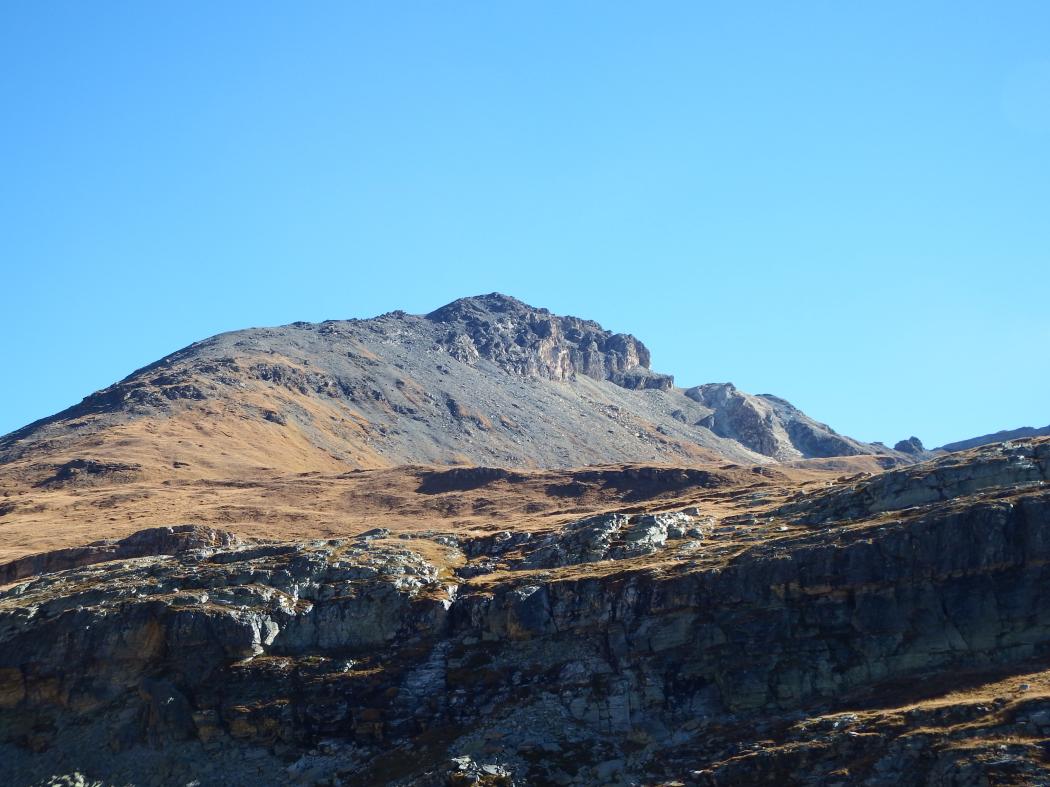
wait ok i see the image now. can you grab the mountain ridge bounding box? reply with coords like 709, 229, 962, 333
0, 293, 909, 479
938, 424, 1050, 453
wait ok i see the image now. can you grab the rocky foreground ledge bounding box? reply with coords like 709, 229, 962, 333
2, 440, 1050, 786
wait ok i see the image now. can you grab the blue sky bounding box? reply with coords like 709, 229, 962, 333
1, 2, 1048, 447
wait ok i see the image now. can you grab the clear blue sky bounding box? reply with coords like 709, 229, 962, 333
2, 2, 1048, 448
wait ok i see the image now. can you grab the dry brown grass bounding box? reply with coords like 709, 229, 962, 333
0, 454, 834, 565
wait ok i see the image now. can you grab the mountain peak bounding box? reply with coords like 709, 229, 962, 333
425, 292, 536, 322
425, 293, 673, 391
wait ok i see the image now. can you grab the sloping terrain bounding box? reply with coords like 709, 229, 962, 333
1, 439, 1049, 785
0, 295, 907, 489
940, 424, 1050, 453
0, 461, 825, 569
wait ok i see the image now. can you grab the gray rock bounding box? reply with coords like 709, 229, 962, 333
0, 295, 909, 474
684, 383, 874, 460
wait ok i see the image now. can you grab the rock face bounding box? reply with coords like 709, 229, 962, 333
427, 294, 674, 391
893, 435, 926, 455
684, 383, 872, 460
0, 294, 908, 476
891, 435, 940, 461
0, 525, 240, 586
3, 439, 1050, 786
776, 438, 1048, 525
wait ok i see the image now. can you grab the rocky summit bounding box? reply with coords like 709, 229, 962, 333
1, 295, 1049, 787
0, 294, 908, 483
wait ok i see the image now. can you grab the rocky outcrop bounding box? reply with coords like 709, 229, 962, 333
0, 525, 240, 586
33, 459, 142, 489
427, 294, 674, 391
3, 440, 1050, 785
893, 435, 927, 455
684, 383, 870, 461
462, 510, 707, 575
776, 439, 1049, 525
416, 467, 526, 494
891, 435, 942, 462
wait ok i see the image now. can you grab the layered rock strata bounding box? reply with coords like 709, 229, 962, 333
2, 440, 1049, 785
